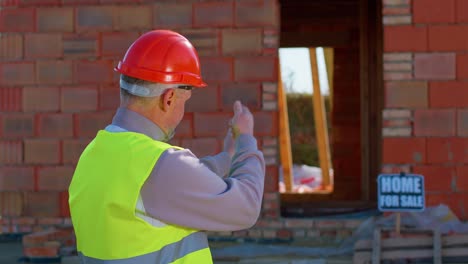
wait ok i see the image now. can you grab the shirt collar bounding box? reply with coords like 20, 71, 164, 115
111, 107, 170, 142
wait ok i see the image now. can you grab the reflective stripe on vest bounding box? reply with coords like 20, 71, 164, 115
69, 130, 212, 263
78, 231, 210, 264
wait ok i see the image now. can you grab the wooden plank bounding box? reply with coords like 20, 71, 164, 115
355, 234, 468, 251
323, 48, 334, 111
309, 47, 332, 188
434, 229, 442, 264
371, 228, 381, 264
355, 248, 468, 262
277, 63, 294, 192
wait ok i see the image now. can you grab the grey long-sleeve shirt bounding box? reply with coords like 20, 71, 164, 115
107, 107, 265, 231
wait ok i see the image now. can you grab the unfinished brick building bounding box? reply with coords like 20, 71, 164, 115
0, 0, 467, 251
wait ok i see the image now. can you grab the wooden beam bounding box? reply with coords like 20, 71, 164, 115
278, 65, 294, 192
309, 48, 332, 189
323, 48, 334, 110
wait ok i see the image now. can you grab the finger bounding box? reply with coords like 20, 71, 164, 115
234, 100, 242, 115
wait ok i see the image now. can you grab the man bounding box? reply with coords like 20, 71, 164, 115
69, 30, 265, 264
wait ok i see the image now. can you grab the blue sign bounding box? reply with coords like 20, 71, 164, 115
377, 173, 425, 212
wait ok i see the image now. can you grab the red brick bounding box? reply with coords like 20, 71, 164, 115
76, 6, 114, 32
179, 29, 219, 56
60, 191, 70, 217
457, 54, 468, 80
74, 112, 113, 137
314, 220, 344, 229
23, 229, 57, 245
236, 0, 278, 27
37, 114, 73, 138
36, 60, 73, 85
37, 8, 73, 32
63, 33, 97, 58
11, 217, 35, 225
276, 229, 292, 240
24, 139, 60, 164
413, 0, 455, 23
200, 58, 233, 82
414, 109, 456, 136
428, 25, 468, 51
101, 32, 139, 57
24, 192, 61, 217
458, 110, 468, 136
0, 8, 35, 32
264, 165, 279, 192
222, 29, 262, 55
383, 6, 411, 15
385, 81, 428, 108
99, 86, 120, 110
154, 3, 192, 28
25, 34, 62, 59
180, 138, 219, 157
0, 34, 23, 60
457, 166, 468, 191
0, 192, 23, 217
235, 57, 276, 82
427, 138, 468, 163
0, 0, 20, 6
19, 0, 60, 6
383, 138, 426, 164
1, 113, 34, 138
429, 81, 468, 108
0, 167, 34, 191
414, 53, 455, 80
457, 0, 468, 22
254, 112, 277, 136
456, 194, 468, 220
0, 87, 22, 111
384, 26, 427, 52
62, 0, 98, 4
221, 83, 261, 111
61, 86, 98, 112
114, 5, 152, 30
194, 2, 233, 27
74, 60, 113, 84
185, 85, 219, 113
22, 87, 60, 112
193, 113, 231, 137
413, 165, 455, 192
37, 217, 63, 225
62, 139, 90, 164
0, 62, 35, 85
38, 166, 74, 191
0, 141, 22, 164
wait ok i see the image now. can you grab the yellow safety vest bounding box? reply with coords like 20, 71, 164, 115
69, 130, 212, 263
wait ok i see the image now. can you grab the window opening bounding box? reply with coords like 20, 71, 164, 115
278, 47, 334, 194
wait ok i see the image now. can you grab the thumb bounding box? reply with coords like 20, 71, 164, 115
233, 100, 242, 115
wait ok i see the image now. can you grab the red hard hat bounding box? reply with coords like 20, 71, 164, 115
115, 30, 207, 87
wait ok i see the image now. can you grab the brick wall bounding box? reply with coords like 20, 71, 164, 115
0, 0, 288, 235
382, 0, 468, 219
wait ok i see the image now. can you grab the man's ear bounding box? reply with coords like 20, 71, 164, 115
160, 89, 175, 112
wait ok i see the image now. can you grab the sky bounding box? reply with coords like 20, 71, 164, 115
278, 47, 330, 95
